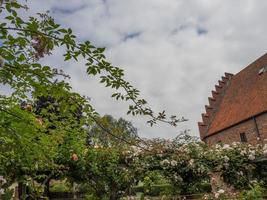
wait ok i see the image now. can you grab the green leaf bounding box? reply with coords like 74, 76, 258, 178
64, 53, 71, 61
58, 29, 68, 33
97, 47, 105, 53
17, 54, 26, 62
10, 2, 21, 8
5, 16, 14, 20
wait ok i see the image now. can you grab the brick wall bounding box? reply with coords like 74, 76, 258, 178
255, 112, 267, 142
205, 112, 267, 146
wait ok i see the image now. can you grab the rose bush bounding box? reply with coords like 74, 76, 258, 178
138, 137, 267, 198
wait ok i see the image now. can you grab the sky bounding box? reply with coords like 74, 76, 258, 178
14, 0, 267, 138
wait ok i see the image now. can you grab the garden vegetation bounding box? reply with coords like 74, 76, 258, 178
0, 1, 267, 200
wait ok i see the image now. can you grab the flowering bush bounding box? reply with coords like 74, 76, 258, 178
139, 137, 211, 195
82, 145, 145, 200
1, 1, 266, 199
138, 137, 267, 197
205, 142, 266, 190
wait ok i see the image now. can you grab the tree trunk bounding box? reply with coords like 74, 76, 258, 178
109, 192, 118, 200
18, 182, 27, 200
109, 183, 118, 200
44, 179, 50, 198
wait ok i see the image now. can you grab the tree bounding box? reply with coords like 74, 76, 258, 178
0, 1, 181, 199
83, 145, 145, 200
87, 115, 138, 147
60, 115, 144, 199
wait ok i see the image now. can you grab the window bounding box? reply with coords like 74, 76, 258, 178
258, 66, 266, 75
240, 132, 247, 143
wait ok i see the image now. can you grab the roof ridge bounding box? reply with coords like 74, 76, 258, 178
198, 72, 233, 140
232, 53, 267, 78
202, 53, 267, 138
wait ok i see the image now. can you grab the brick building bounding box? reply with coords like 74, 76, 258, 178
198, 53, 267, 146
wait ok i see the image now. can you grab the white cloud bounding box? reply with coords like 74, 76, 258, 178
15, 0, 267, 138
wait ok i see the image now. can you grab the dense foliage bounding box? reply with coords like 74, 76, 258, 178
0, 1, 267, 200
87, 115, 138, 147
0, 0, 179, 198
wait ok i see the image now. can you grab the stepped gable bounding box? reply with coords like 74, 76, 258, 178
198, 72, 233, 139
199, 53, 267, 140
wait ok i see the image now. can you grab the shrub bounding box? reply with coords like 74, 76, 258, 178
50, 181, 71, 192
239, 184, 265, 200
0, 189, 13, 200
132, 184, 177, 196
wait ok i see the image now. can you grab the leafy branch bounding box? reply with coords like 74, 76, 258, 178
0, 1, 185, 127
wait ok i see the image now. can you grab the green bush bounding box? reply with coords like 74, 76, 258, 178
85, 193, 107, 200
0, 189, 14, 200
77, 183, 93, 193
132, 184, 178, 196
186, 181, 212, 194
50, 181, 71, 192
139, 193, 144, 200
239, 184, 265, 200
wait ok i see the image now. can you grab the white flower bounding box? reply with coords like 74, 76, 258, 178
174, 175, 183, 182
240, 150, 246, 156
223, 156, 230, 162
218, 189, 225, 194
158, 154, 163, 158
160, 159, 170, 166
215, 192, 219, 199
250, 179, 258, 184
170, 160, 177, 166
203, 194, 209, 200
232, 142, 238, 147
222, 144, 231, 150
237, 171, 243, 176
0, 176, 6, 184
122, 167, 128, 172
248, 154, 255, 160
249, 150, 256, 156
0, 188, 4, 195
189, 159, 194, 166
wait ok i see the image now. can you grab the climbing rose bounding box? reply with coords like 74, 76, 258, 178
71, 153, 78, 161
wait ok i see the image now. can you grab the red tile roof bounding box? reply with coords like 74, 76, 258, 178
203, 53, 267, 137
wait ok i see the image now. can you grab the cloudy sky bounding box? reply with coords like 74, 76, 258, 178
18, 0, 267, 138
